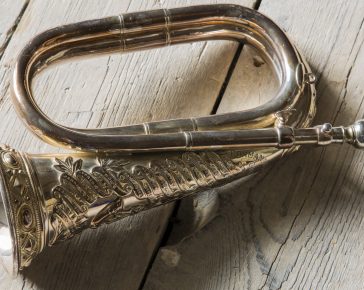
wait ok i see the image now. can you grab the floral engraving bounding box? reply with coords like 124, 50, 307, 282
49, 151, 265, 245
0, 146, 43, 269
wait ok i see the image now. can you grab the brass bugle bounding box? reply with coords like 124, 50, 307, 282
0, 4, 363, 276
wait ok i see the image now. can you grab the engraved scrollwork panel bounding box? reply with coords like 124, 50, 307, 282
48, 151, 266, 245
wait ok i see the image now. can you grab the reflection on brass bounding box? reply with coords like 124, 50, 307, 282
48, 150, 267, 244
0, 4, 363, 276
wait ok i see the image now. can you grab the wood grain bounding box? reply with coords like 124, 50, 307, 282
143, 1, 364, 289
0, 0, 28, 58
0, 0, 255, 289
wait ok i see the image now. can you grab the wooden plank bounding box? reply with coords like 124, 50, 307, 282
0, 0, 256, 289
143, 1, 364, 289
0, 0, 28, 58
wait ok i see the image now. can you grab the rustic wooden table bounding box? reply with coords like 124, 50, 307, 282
0, 0, 363, 289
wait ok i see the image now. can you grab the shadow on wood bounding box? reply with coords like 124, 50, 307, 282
144, 77, 364, 290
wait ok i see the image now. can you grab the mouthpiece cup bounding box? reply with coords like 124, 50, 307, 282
348, 120, 364, 148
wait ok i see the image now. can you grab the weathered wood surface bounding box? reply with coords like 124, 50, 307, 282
0, 0, 27, 57
0, 0, 256, 290
144, 1, 364, 290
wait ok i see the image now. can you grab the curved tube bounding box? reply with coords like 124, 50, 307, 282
12, 4, 310, 152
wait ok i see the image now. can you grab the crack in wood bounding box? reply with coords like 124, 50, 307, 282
0, 0, 29, 59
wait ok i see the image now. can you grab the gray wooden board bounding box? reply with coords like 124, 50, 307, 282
0, 0, 256, 289
144, 0, 364, 290
0, 0, 28, 57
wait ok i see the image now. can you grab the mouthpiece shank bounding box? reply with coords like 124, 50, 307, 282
277, 120, 364, 149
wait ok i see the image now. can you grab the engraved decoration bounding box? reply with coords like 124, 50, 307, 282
0, 146, 43, 269
49, 151, 266, 245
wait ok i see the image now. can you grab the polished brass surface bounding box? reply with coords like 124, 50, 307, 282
0, 4, 363, 276
12, 4, 315, 151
